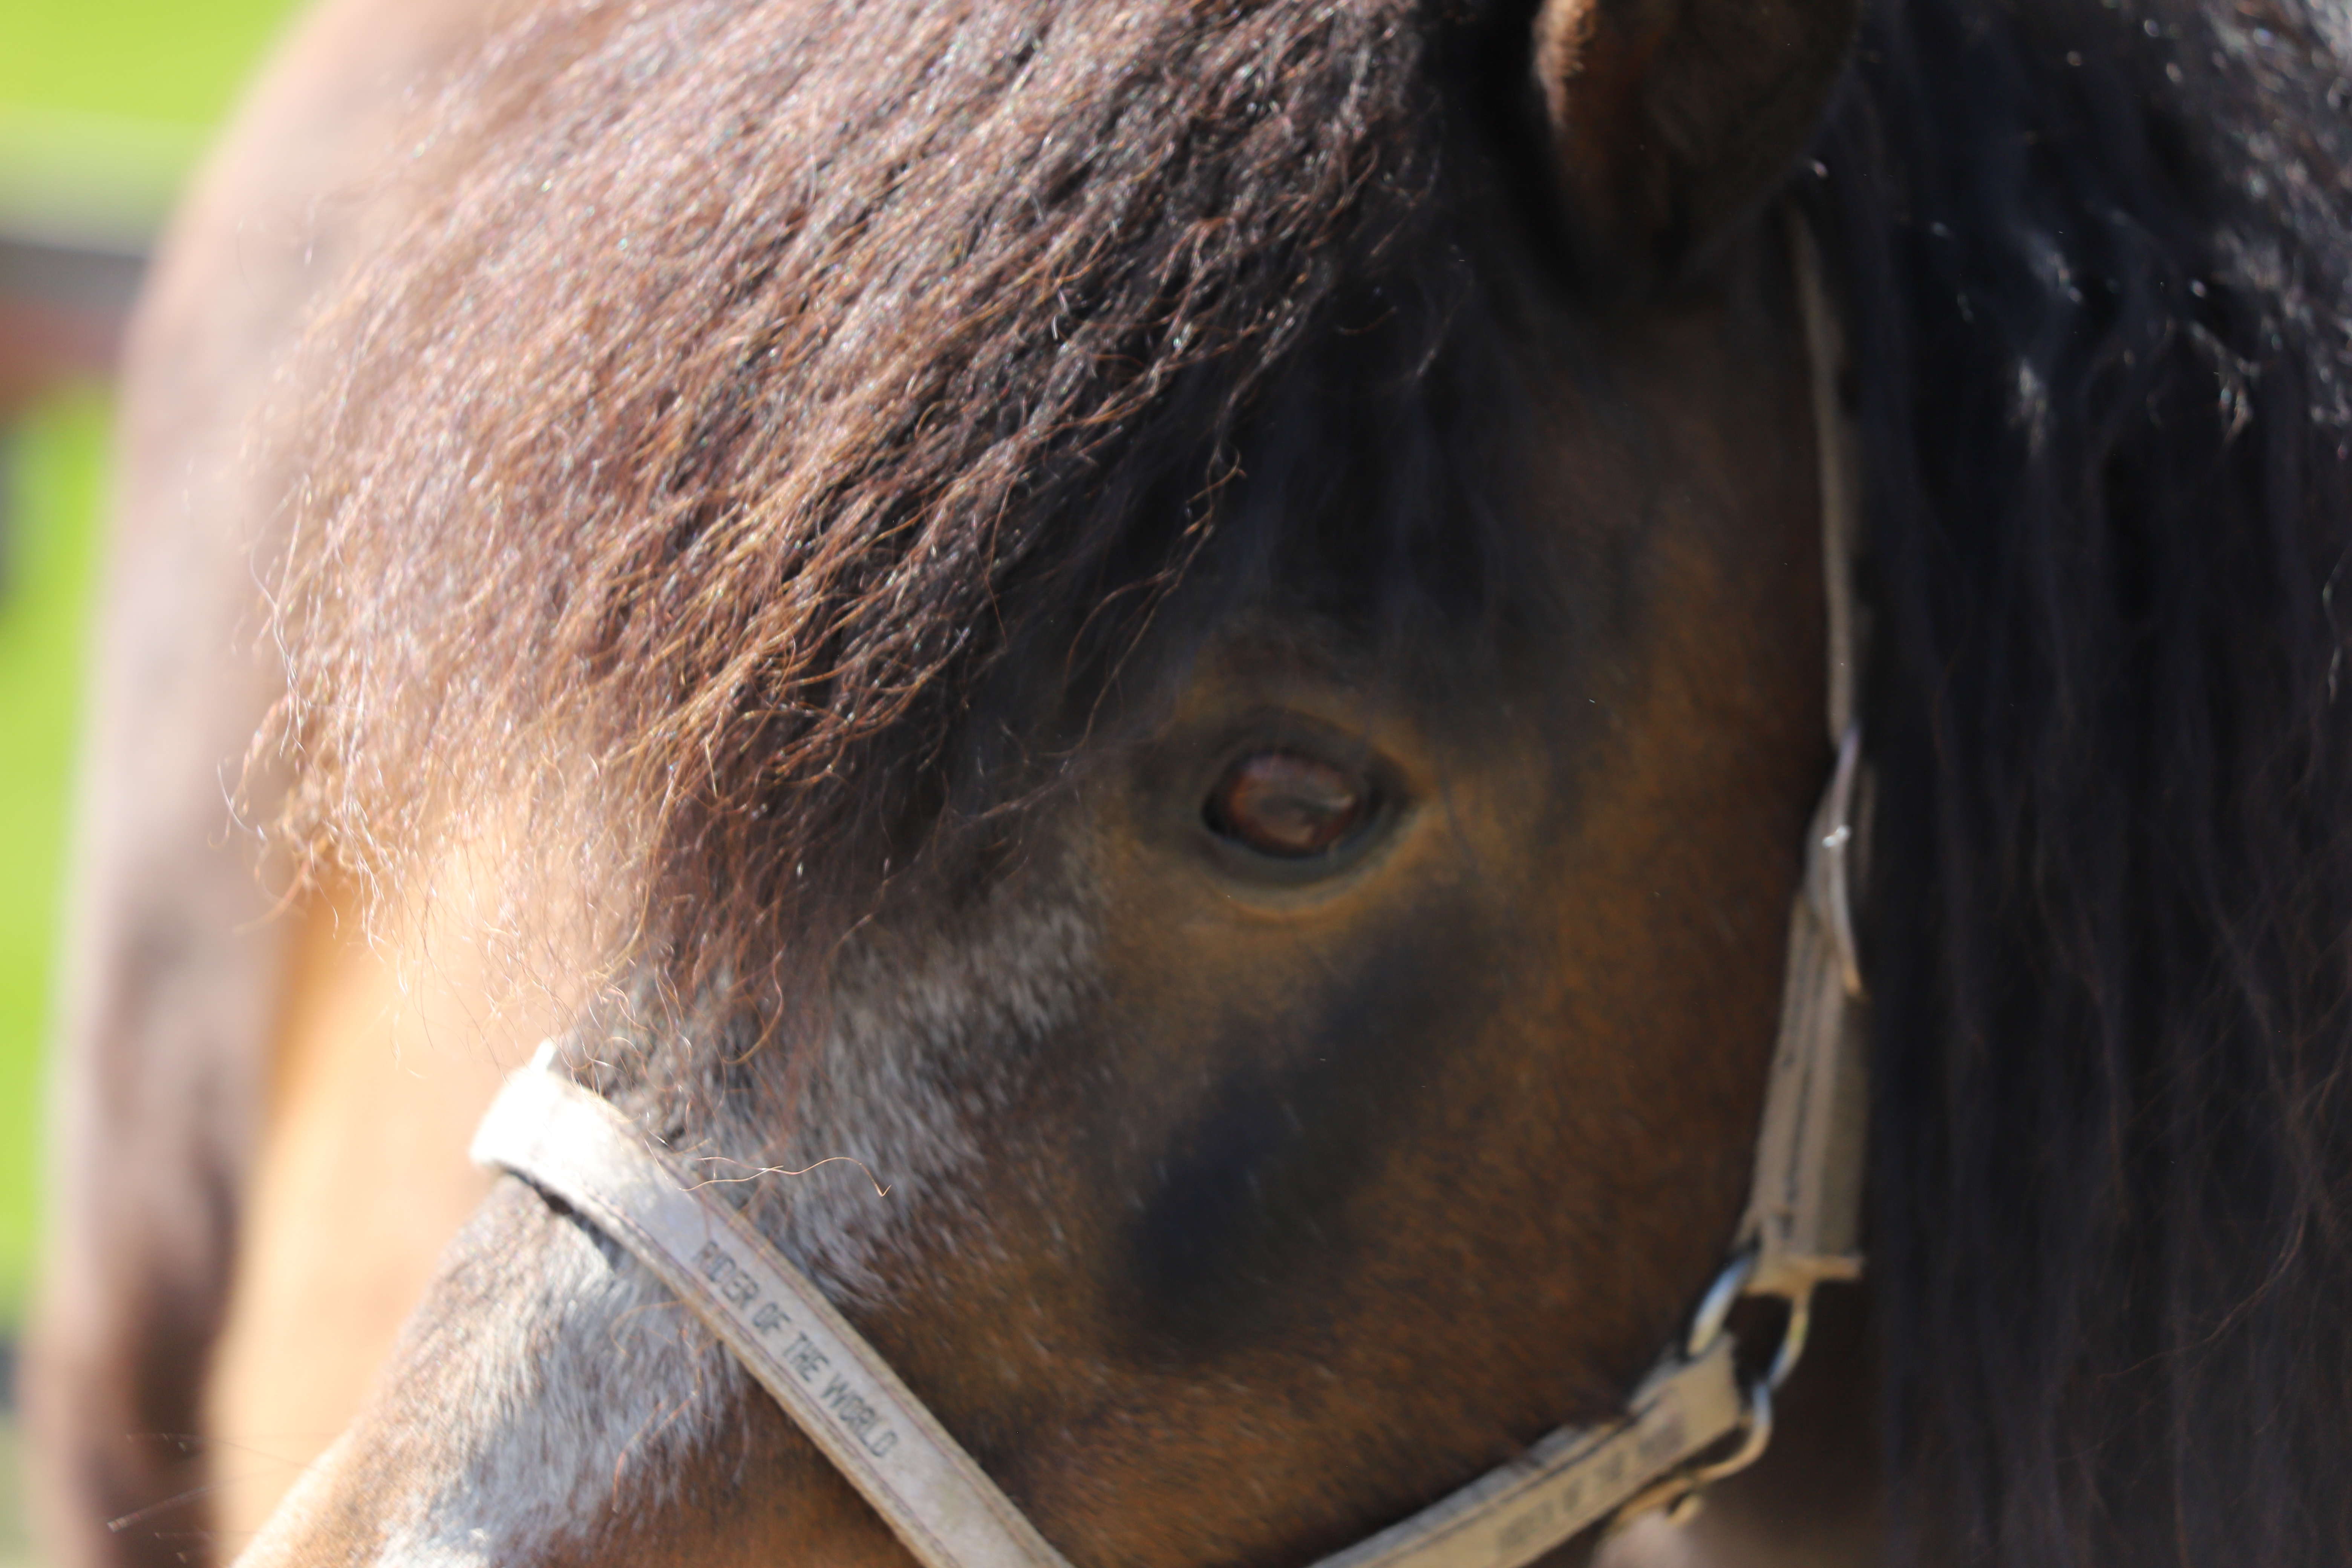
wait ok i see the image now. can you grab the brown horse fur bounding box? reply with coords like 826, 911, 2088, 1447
1532, 0, 1859, 282
42, 0, 1867, 1561
48, 0, 2352, 1565
225, 0, 1858, 1559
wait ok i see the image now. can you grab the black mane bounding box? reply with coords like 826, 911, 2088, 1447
1818, 1, 2352, 1560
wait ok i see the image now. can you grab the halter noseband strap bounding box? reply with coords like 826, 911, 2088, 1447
469, 211, 1869, 1568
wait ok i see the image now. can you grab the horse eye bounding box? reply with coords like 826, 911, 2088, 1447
1206, 751, 1372, 859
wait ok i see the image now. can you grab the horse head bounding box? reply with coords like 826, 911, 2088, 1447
164, 0, 1864, 1562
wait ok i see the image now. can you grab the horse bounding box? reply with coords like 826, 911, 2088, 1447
25, 0, 2352, 1563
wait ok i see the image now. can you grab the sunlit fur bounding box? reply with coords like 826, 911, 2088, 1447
195, 0, 2352, 1563
263, 0, 1504, 1058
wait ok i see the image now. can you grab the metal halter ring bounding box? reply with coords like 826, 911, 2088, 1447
1764, 1291, 1813, 1392
1689, 1247, 1822, 1392
1651, 1247, 1815, 1518
1685, 1251, 1755, 1361
1692, 1375, 1774, 1488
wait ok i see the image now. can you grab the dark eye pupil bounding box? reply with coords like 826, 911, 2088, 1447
1207, 752, 1369, 858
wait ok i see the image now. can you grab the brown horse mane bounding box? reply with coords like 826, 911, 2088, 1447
258, 0, 2352, 1562
264, 0, 1566, 1049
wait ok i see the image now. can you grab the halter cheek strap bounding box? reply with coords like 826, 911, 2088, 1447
469, 211, 1868, 1568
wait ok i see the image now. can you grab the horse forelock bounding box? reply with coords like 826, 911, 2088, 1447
259, 0, 1550, 1055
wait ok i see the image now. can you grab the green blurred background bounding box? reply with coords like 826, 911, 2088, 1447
2, 0, 305, 1560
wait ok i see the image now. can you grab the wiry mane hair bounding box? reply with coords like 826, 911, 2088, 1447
1817, 0, 2352, 1562
269, 0, 1542, 1019
265, 0, 2352, 1561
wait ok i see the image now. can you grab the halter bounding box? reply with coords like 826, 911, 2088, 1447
470, 211, 1869, 1568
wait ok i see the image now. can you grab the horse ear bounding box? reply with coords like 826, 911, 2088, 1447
1530, 0, 1859, 285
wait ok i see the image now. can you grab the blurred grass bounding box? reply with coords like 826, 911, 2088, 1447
0, 392, 107, 1331
0, 0, 306, 1337
0, 0, 295, 126
0, 8, 310, 1563
1, 0, 303, 248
